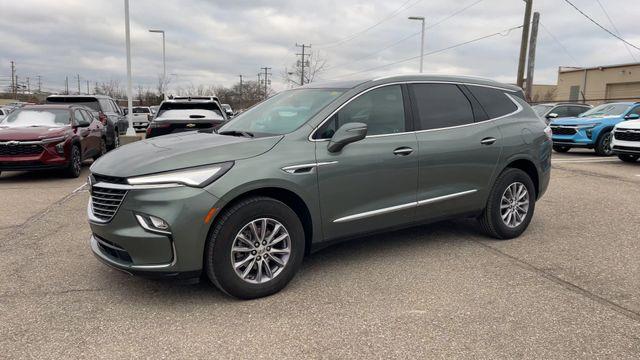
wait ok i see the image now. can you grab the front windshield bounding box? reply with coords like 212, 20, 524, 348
218, 88, 345, 135
0, 109, 71, 127
532, 105, 553, 116
579, 103, 630, 118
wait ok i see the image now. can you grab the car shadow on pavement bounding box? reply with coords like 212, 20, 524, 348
90, 218, 483, 302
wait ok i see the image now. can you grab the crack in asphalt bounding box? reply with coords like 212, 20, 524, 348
473, 240, 640, 324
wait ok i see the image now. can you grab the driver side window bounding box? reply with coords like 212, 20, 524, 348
314, 85, 406, 139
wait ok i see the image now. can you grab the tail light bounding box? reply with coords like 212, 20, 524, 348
544, 126, 552, 140
98, 112, 108, 125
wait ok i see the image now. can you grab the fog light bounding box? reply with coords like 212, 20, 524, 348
55, 142, 65, 155
586, 129, 593, 139
135, 214, 171, 234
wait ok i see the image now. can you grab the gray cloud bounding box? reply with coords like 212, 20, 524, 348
1, 0, 639, 94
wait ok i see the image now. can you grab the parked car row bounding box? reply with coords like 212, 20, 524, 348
548, 101, 640, 161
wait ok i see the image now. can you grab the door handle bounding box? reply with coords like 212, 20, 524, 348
393, 147, 414, 156
480, 137, 497, 145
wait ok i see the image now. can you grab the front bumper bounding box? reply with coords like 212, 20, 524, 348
551, 126, 596, 147
0, 144, 70, 171
611, 137, 640, 155
88, 183, 221, 275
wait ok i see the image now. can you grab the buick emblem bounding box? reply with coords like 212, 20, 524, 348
6, 140, 19, 146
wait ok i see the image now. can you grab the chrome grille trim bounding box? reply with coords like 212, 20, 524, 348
89, 184, 127, 223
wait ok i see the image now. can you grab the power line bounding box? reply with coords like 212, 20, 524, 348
323, 0, 488, 72
315, 0, 423, 48
539, 21, 579, 64
594, 0, 636, 61
562, 0, 640, 52
335, 24, 523, 78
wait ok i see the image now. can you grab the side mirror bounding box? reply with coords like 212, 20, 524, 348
327, 122, 367, 153
624, 114, 640, 120
74, 121, 90, 128
546, 113, 559, 119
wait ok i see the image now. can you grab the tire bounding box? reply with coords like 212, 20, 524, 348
65, 145, 82, 178
618, 154, 639, 163
594, 131, 613, 156
93, 138, 107, 161
552, 145, 571, 153
478, 168, 536, 240
204, 196, 305, 299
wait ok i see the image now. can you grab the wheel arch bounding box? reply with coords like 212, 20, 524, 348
503, 157, 540, 199
209, 184, 316, 256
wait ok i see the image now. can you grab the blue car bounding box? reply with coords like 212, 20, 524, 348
550, 102, 640, 155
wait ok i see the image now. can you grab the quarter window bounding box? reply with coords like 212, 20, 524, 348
467, 85, 517, 119
315, 85, 406, 139
409, 83, 474, 130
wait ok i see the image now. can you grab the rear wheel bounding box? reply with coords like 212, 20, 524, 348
552, 145, 571, 153
595, 131, 613, 156
478, 168, 536, 240
204, 197, 305, 299
65, 145, 82, 178
618, 154, 639, 163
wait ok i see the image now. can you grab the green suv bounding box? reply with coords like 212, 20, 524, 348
87, 75, 551, 299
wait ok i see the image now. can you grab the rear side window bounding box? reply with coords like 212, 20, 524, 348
409, 83, 474, 130
467, 86, 518, 119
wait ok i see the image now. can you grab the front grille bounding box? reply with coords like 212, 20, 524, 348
90, 184, 127, 222
92, 173, 128, 184
551, 127, 577, 136
0, 143, 43, 156
614, 130, 640, 142
95, 235, 132, 263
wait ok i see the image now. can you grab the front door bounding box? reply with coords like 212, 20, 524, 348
313, 84, 419, 240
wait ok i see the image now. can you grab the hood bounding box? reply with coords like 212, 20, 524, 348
615, 119, 640, 130
91, 131, 283, 177
550, 115, 620, 126
0, 125, 70, 141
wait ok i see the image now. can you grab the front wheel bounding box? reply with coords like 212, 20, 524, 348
65, 145, 82, 178
618, 154, 639, 163
204, 197, 305, 299
595, 131, 613, 156
478, 168, 536, 240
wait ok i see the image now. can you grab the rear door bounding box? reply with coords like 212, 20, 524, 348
314, 84, 419, 240
74, 109, 94, 158
410, 83, 504, 221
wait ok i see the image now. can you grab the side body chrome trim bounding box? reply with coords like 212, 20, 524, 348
308, 81, 524, 142
281, 161, 338, 174
333, 189, 478, 223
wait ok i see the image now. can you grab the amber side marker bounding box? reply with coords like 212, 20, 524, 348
204, 208, 218, 224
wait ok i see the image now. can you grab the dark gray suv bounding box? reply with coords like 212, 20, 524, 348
87, 75, 552, 299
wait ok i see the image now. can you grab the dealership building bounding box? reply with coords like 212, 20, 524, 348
555, 62, 640, 105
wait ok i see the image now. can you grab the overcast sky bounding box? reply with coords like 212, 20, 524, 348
1, 0, 639, 94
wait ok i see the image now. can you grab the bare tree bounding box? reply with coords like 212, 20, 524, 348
156, 74, 172, 98
283, 50, 327, 87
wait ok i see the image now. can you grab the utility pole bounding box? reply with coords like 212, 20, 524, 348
525, 12, 540, 102
26, 77, 30, 94
295, 43, 311, 86
238, 74, 244, 94
10, 61, 16, 99
37, 75, 42, 93
77, 74, 81, 94
516, 0, 533, 89
65, 76, 69, 95
260, 67, 271, 100
124, 0, 135, 136
87, 80, 90, 94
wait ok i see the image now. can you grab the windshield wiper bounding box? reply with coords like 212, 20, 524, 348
217, 130, 254, 138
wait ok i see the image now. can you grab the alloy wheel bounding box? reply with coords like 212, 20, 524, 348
602, 132, 613, 155
230, 218, 291, 284
500, 182, 530, 228
71, 146, 81, 175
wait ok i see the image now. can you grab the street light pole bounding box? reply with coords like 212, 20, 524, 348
408, 16, 425, 73
124, 0, 135, 136
149, 29, 166, 98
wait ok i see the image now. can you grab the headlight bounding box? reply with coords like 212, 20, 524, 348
127, 162, 233, 187
576, 123, 598, 129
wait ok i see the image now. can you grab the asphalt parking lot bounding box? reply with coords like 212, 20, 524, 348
1, 150, 639, 359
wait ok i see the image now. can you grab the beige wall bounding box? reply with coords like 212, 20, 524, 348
556, 63, 640, 105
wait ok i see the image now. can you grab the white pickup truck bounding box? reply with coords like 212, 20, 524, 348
130, 106, 152, 131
